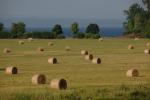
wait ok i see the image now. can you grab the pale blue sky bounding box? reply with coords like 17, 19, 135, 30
0, 0, 140, 27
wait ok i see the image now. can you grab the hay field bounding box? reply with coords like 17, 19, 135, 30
0, 38, 150, 100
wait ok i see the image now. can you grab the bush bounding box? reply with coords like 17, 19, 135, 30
41, 32, 53, 39
0, 31, 11, 39
22, 32, 55, 39
86, 23, 100, 34
23, 32, 32, 38
144, 33, 150, 38
28, 32, 54, 39
85, 33, 100, 39
142, 29, 150, 38
56, 34, 65, 39
0, 31, 66, 39
73, 33, 85, 39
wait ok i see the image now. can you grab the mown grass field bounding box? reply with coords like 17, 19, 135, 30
0, 38, 150, 100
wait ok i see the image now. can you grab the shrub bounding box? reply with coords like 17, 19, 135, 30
23, 32, 32, 38
0, 31, 11, 39
56, 34, 65, 39
73, 33, 85, 39
85, 33, 100, 39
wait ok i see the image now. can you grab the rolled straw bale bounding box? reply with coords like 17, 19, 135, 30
134, 38, 139, 41
3, 48, 11, 53
48, 42, 54, 46
5, 66, 17, 74
48, 57, 57, 64
146, 42, 150, 47
98, 38, 103, 42
50, 78, 67, 90
126, 69, 139, 77
144, 49, 150, 54
128, 45, 134, 50
65, 46, 70, 51
28, 38, 33, 42
31, 74, 46, 85
92, 58, 101, 64
81, 50, 88, 55
85, 54, 93, 60
19, 40, 25, 45
37, 47, 44, 52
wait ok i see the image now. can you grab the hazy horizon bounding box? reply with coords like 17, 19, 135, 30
1, 18, 124, 28
0, 0, 139, 27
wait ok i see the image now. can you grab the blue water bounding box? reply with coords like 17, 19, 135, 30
101, 27, 123, 37
62, 27, 123, 37
5, 27, 124, 37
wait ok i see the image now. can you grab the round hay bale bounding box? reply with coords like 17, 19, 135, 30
126, 69, 139, 77
146, 42, 150, 47
92, 58, 101, 64
81, 50, 88, 55
48, 42, 54, 46
98, 38, 103, 42
50, 78, 67, 90
37, 47, 44, 52
48, 57, 57, 64
144, 49, 150, 54
5, 66, 17, 74
28, 38, 33, 42
3, 48, 11, 53
85, 54, 93, 60
31, 74, 46, 85
65, 46, 70, 51
128, 45, 134, 50
19, 40, 25, 45
134, 38, 139, 41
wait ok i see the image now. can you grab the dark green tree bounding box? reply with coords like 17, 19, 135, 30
123, 3, 148, 35
51, 24, 65, 38
123, 0, 150, 37
0, 31, 11, 38
52, 24, 63, 34
143, 19, 150, 37
85, 23, 100, 39
17, 22, 25, 33
0, 23, 4, 31
142, 0, 150, 12
71, 22, 79, 34
124, 4, 143, 20
11, 23, 18, 33
17, 22, 26, 37
86, 23, 100, 34
11, 22, 26, 38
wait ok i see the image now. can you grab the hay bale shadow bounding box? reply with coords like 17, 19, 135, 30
0, 68, 5, 71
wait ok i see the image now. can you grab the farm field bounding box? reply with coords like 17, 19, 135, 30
0, 38, 150, 100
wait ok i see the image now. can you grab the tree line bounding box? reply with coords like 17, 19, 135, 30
123, 0, 150, 38
0, 22, 100, 39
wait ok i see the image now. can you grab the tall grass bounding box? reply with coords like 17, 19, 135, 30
0, 84, 150, 100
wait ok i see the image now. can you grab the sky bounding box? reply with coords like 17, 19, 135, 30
0, 0, 140, 27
